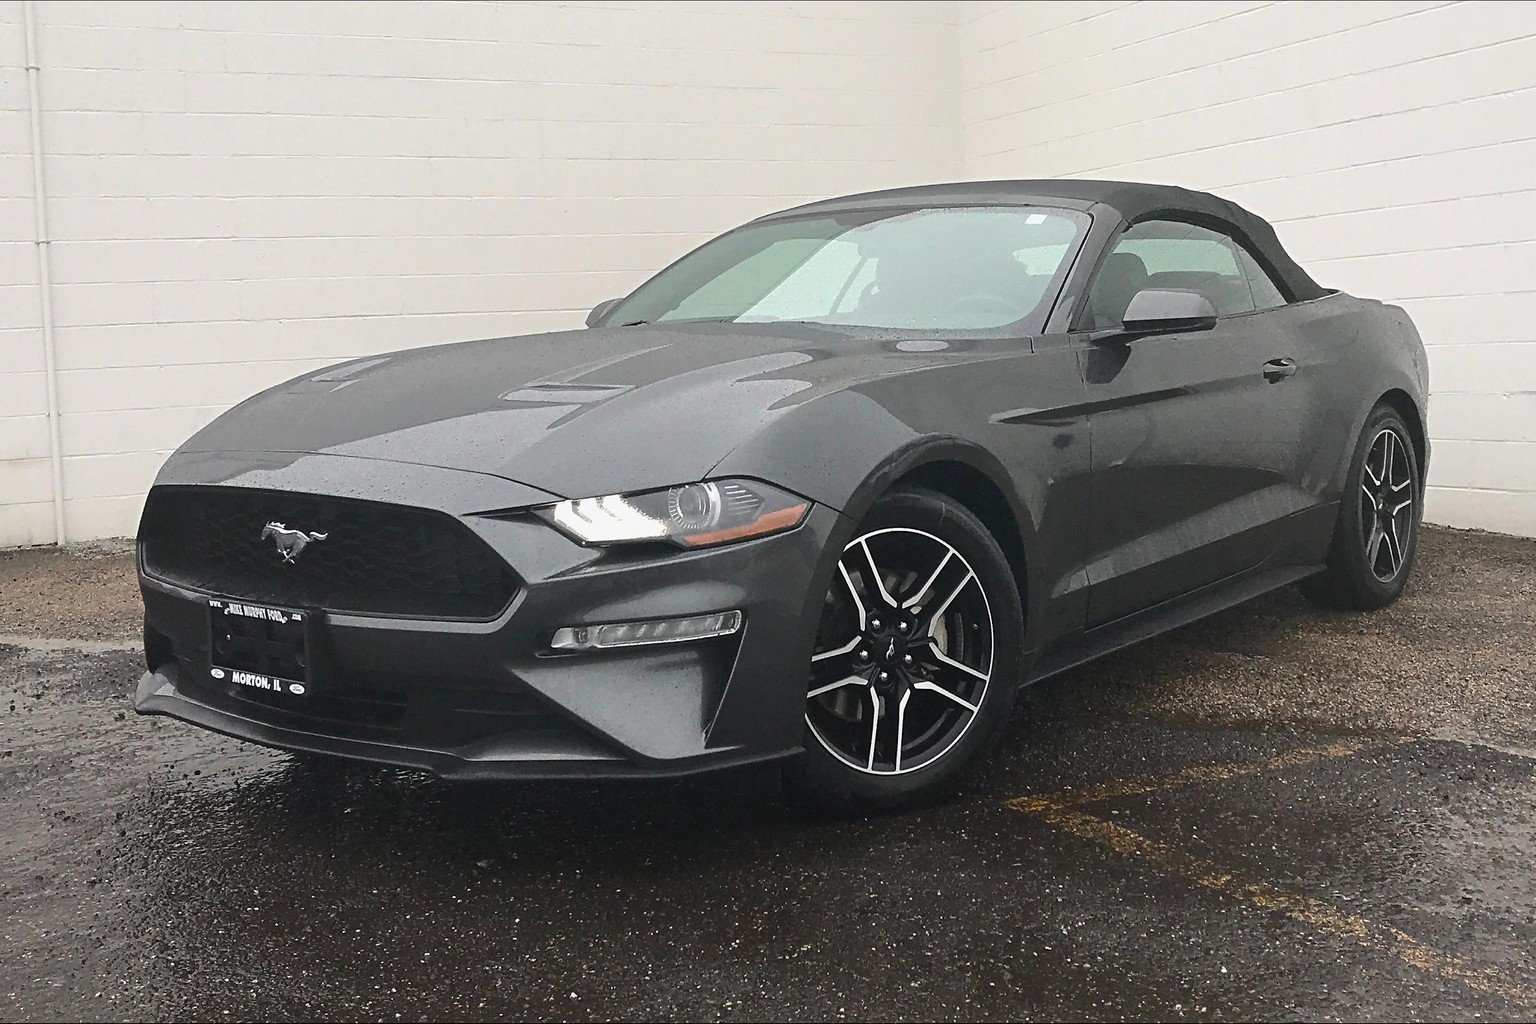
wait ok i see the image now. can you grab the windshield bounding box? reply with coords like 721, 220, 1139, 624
606, 205, 1090, 331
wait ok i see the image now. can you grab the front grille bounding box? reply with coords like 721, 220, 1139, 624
140, 486, 517, 619
226, 675, 410, 732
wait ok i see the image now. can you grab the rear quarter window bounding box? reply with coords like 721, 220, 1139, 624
1082, 219, 1294, 326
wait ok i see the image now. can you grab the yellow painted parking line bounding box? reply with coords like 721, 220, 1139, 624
1007, 737, 1385, 814
1019, 802, 1536, 1006
1006, 739, 1535, 1007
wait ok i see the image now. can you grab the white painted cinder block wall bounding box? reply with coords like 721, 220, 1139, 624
1, 2, 50, 542
962, 0, 1536, 537
0, 0, 961, 545
4, 1, 1535, 544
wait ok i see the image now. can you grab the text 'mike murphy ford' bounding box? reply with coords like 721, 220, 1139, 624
135, 180, 1428, 810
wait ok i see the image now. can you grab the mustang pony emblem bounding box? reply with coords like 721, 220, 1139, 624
260, 522, 328, 563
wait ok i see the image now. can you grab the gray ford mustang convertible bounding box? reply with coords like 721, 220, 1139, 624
135, 179, 1428, 809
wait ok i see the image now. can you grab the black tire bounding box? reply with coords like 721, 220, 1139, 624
786, 486, 1023, 812
1300, 403, 1422, 610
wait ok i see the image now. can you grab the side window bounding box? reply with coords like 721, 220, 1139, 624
1081, 219, 1285, 329
1234, 245, 1288, 311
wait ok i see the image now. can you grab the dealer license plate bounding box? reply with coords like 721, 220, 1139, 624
208, 599, 317, 698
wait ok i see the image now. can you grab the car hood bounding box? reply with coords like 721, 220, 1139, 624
181, 321, 880, 502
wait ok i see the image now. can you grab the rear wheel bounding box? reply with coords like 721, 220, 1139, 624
787, 487, 1023, 811
1301, 403, 1421, 610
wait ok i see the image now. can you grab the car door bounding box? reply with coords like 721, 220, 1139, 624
1075, 219, 1311, 627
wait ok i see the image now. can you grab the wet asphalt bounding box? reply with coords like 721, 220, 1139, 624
2, 526, 1534, 1022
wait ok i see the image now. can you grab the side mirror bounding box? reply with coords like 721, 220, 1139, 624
1119, 288, 1217, 335
585, 297, 622, 328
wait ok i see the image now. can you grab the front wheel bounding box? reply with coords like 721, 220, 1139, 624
786, 486, 1023, 811
1301, 403, 1422, 610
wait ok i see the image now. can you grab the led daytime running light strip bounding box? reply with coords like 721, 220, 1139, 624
550, 610, 743, 652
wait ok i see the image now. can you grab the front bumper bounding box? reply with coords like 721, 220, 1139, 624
135, 451, 843, 779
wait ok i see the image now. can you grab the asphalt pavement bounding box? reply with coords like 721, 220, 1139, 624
2, 525, 1533, 1021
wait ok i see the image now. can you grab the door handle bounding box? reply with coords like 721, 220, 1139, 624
1262, 357, 1298, 383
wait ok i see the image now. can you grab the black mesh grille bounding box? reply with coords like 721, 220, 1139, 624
221, 674, 410, 733
172, 648, 574, 746
140, 486, 517, 619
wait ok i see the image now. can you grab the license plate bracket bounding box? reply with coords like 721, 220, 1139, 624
208, 598, 322, 698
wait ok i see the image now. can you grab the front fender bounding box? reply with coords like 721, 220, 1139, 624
711, 397, 1049, 660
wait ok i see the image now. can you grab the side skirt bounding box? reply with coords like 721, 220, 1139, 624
1025, 561, 1323, 686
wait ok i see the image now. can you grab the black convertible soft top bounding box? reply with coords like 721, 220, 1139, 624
766, 178, 1327, 303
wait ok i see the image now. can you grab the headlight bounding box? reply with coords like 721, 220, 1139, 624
537, 479, 809, 548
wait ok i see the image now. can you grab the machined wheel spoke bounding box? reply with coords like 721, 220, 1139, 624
924, 640, 990, 683
809, 639, 863, 693
912, 679, 978, 713
1390, 496, 1413, 515
811, 635, 861, 663
836, 561, 867, 629
1388, 442, 1406, 491
916, 562, 975, 636
893, 689, 911, 771
1382, 520, 1403, 571
865, 687, 882, 771
901, 549, 953, 610
836, 544, 888, 624
860, 540, 903, 614
1363, 458, 1383, 487
1365, 518, 1384, 562
1382, 431, 1396, 486
808, 674, 864, 699
1374, 527, 1394, 575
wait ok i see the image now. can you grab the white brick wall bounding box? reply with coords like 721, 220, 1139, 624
0, 0, 961, 544
1, 1, 54, 545
5, 1, 1535, 543
962, 0, 1536, 537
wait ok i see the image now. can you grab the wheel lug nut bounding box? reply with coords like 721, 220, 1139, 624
856, 649, 869, 661
903, 654, 913, 665
870, 618, 881, 630
878, 671, 889, 681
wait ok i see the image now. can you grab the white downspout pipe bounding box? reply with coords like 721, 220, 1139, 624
23, 0, 65, 544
